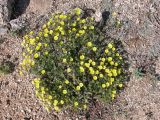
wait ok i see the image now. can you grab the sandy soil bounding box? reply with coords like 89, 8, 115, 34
0, 0, 160, 120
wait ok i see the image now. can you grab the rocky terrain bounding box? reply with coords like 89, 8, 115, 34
0, 0, 160, 120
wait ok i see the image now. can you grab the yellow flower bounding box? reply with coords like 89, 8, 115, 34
110, 61, 114, 65
67, 68, 72, 73
76, 33, 80, 37
59, 14, 67, 19
29, 38, 35, 45
74, 102, 79, 106
22, 52, 26, 56
63, 58, 67, 63
76, 86, 81, 91
53, 100, 58, 106
112, 47, 115, 51
62, 90, 67, 94
79, 30, 85, 34
119, 56, 122, 60
101, 65, 105, 69
89, 69, 95, 75
47, 21, 51, 26
106, 82, 109, 87
102, 84, 106, 88
35, 46, 40, 51
42, 24, 47, 29
36, 37, 39, 40
72, 22, 76, 26
54, 106, 60, 112
75, 8, 81, 15
80, 55, 85, 60
101, 58, 105, 62
92, 47, 97, 51
34, 53, 39, 58
48, 95, 52, 100
100, 62, 104, 65
111, 94, 115, 99
88, 59, 92, 63
60, 100, 64, 105
59, 85, 62, 89
38, 32, 42, 36
81, 19, 86, 23
54, 36, 58, 41
44, 33, 48, 37
83, 104, 87, 109
21, 42, 25, 47
70, 58, 73, 62
60, 21, 65, 25
83, 26, 87, 29
65, 80, 69, 84
24, 35, 29, 40
108, 43, 113, 49
55, 32, 59, 36
114, 62, 118, 66
110, 78, 114, 83
19, 71, 23, 76
112, 90, 116, 94
112, 69, 117, 76
118, 83, 123, 88
31, 61, 35, 66
98, 66, 103, 70
41, 70, 46, 75
87, 42, 92, 47
35, 83, 40, 89
44, 43, 48, 47
60, 41, 64, 45
85, 63, 90, 68
116, 53, 120, 57
95, 70, 99, 74
79, 83, 84, 87
107, 57, 112, 62
93, 76, 97, 80
29, 31, 34, 35
89, 26, 94, 30
91, 61, 96, 66
61, 31, 65, 35
77, 17, 80, 21
80, 61, 84, 65
29, 50, 33, 54
72, 28, 76, 31
108, 72, 112, 77
49, 30, 53, 35
44, 51, 49, 55
80, 66, 85, 72
99, 74, 103, 78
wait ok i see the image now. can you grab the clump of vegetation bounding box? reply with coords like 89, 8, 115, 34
20, 8, 128, 112
0, 61, 15, 74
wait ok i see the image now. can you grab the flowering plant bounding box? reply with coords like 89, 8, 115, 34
20, 8, 127, 112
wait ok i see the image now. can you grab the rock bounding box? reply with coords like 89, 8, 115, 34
9, 18, 27, 32
0, 25, 8, 35
0, 0, 15, 34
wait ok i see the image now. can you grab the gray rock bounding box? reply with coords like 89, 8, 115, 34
0, 25, 8, 35
0, 0, 15, 34
10, 19, 24, 32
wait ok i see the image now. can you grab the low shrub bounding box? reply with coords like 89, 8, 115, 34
20, 8, 128, 112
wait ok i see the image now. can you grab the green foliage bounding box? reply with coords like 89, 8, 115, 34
134, 67, 145, 78
20, 8, 128, 112
0, 61, 15, 74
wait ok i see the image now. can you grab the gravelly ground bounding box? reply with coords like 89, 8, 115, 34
0, 0, 160, 120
